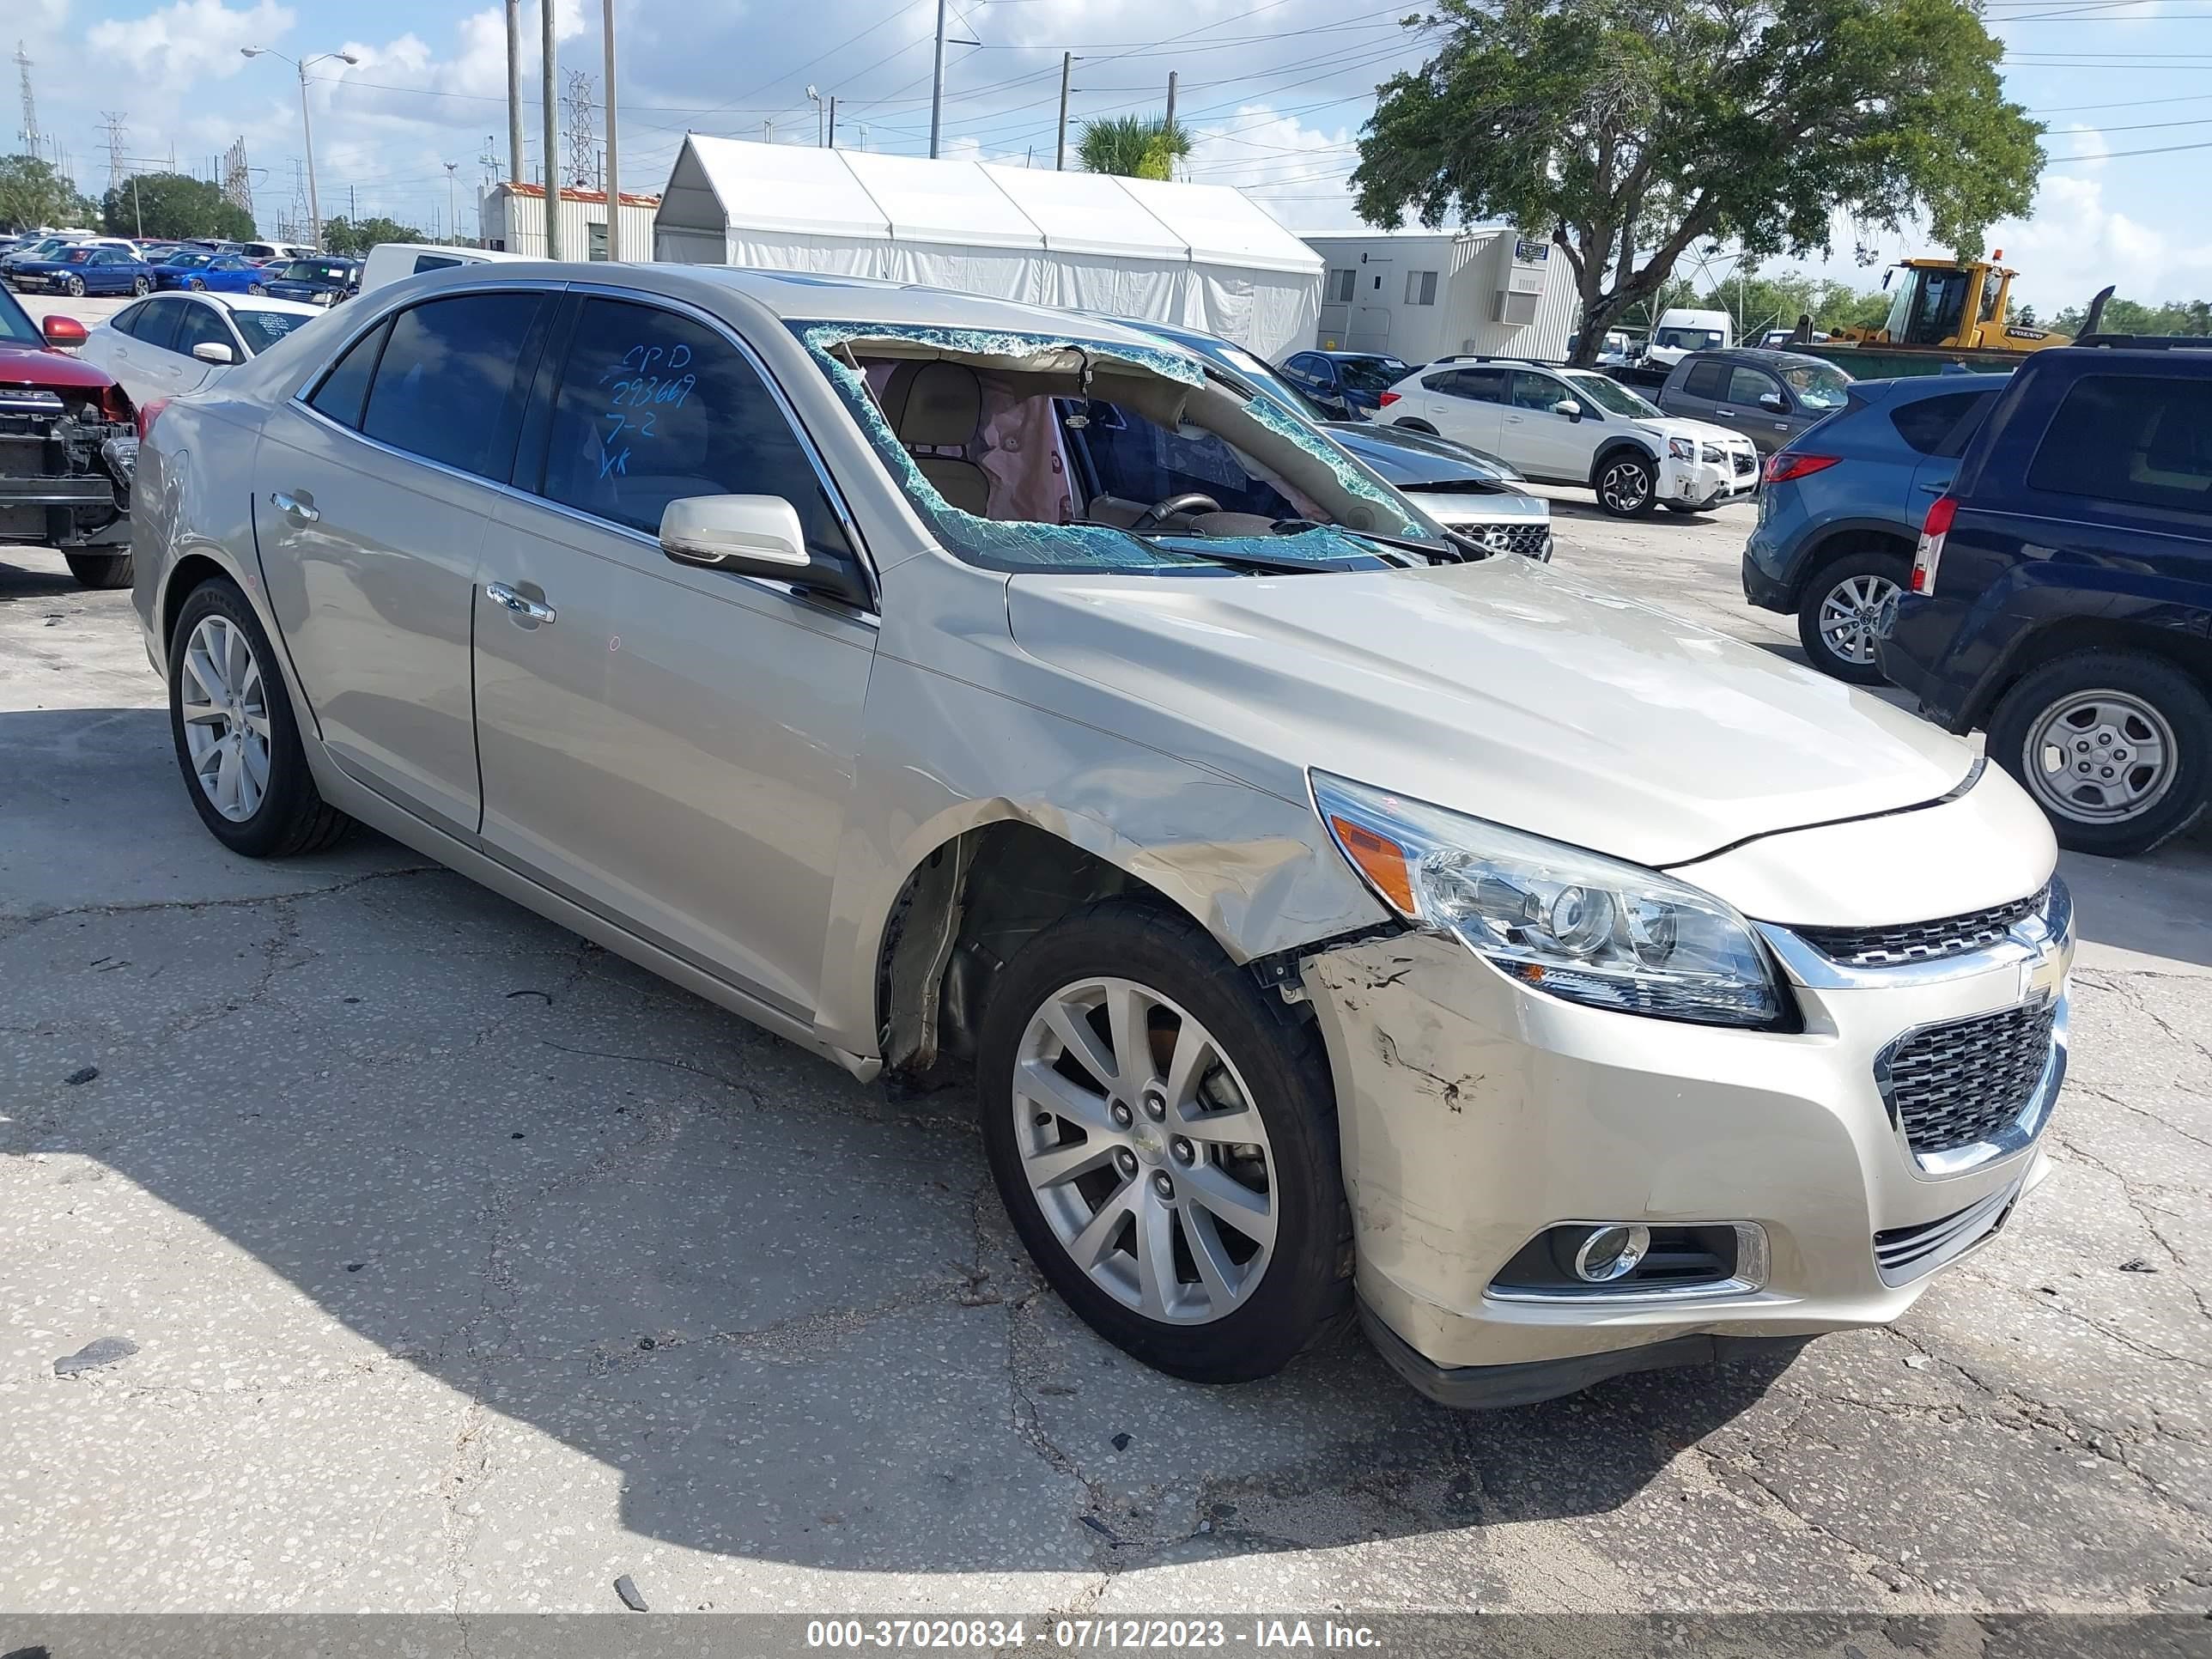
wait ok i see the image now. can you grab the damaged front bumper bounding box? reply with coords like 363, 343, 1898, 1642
1300, 908, 2068, 1407
0, 403, 137, 550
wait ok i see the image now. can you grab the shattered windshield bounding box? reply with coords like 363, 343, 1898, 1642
793, 320, 1454, 574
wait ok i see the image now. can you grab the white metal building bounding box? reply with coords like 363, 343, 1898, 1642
1304, 228, 1577, 363
481, 183, 663, 260
650, 137, 1323, 358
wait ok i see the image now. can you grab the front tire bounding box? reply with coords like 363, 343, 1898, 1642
65, 275, 86, 297
977, 902, 1351, 1384
1988, 650, 2211, 857
248, 283, 266, 296
131, 276, 151, 296
1595, 452, 1657, 517
1796, 548, 1908, 685
64, 551, 133, 589
167, 578, 356, 858
188, 277, 207, 291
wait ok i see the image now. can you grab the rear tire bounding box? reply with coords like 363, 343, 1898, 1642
1796, 548, 1909, 686
64, 551, 133, 589
1988, 650, 2211, 858
977, 901, 1351, 1384
167, 577, 356, 858
1595, 452, 1657, 517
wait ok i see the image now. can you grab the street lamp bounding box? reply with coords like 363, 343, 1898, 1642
241, 46, 361, 252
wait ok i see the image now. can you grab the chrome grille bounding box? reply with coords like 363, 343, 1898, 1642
1879, 1002, 2057, 1158
1801, 885, 2049, 968
1441, 521, 1551, 560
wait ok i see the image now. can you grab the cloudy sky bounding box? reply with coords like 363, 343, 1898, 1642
13, 0, 2212, 311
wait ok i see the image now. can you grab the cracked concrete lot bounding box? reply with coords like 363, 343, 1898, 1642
3, 500, 2209, 1620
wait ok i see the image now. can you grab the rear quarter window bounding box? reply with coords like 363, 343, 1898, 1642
1889, 391, 1996, 458
2027, 373, 2212, 514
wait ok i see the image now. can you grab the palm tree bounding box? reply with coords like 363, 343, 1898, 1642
1077, 114, 1191, 181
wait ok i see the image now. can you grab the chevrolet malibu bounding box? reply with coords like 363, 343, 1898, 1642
131, 265, 2072, 1406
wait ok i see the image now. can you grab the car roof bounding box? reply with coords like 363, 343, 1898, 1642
1686, 346, 1835, 371
194, 293, 327, 317
385, 261, 1195, 356
1316, 349, 1401, 359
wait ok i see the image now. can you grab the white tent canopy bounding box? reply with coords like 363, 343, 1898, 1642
653, 136, 1322, 358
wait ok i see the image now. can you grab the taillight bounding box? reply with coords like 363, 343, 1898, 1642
1376, 391, 1401, 407
1762, 451, 1838, 485
1911, 495, 1957, 594
137, 397, 170, 442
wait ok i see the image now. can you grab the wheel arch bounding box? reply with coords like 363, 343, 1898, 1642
1587, 435, 1656, 488
1790, 524, 1915, 608
1980, 615, 2212, 731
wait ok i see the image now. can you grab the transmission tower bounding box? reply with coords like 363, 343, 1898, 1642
286, 160, 309, 244
14, 40, 38, 159
222, 137, 254, 221
101, 111, 129, 193
562, 69, 597, 188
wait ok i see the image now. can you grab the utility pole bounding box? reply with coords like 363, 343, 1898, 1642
1164, 70, 1177, 133
927, 0, 947, 158
762, 120, 771, 143
505, 0, 524, 183
1054, 52, 1073, 170
828, 96, 837, 148
14, 40, 39, 161
807, 85, 823, 148
445, 162, 459, 243
602, 0, 619, 262
130, 174, 142, 236
541, 0, 562, 258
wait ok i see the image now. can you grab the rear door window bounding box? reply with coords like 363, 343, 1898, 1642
1890, 390, 1997, 458
2028, 374, 2212, 514
1428, 367, 1504, 403
1681, 360, 1728, 400
131, 298, 185, 352
360, 291, 548, 480
1727, 366, 1782, 406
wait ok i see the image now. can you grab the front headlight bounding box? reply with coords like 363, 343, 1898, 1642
1667, 436, 1694, 461
1312, 772, 1784, 1027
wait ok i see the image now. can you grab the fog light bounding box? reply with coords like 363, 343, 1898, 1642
1571, 1224, 1651, 1283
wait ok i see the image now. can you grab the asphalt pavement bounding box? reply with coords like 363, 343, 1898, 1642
1, 453, 2207, 1620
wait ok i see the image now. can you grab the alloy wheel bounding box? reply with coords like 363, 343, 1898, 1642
178, 615, 272, 822
1599, 460, 1649, 513
66, 275, 85, 297
2023, 690, 2176, 824
1012, 976, 1277, 1325
1815, 573, 1900, 667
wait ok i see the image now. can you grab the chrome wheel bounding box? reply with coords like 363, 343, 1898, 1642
1598, 459, 1650, 514
1815, 572, 1899, 667
178, 615, 272, 822
1012, 976, 1276, 1326
2023, 690, 2176, 825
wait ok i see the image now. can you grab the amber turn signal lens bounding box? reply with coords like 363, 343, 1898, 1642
1328, 816, 1416, 915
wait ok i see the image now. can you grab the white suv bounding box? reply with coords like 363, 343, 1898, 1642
1378, 358, 1759, 519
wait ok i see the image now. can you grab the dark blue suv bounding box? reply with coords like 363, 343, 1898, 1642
1880, 341, 2212, 856
1742, 374, 2005, 682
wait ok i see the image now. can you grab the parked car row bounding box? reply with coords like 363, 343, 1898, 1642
1, 232, 334, 296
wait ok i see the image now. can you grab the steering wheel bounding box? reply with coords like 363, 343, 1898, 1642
1132, 492, 1223, 531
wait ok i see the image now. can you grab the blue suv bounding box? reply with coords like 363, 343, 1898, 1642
1742, 374, 2005, 682
1880, 340, 2212, 856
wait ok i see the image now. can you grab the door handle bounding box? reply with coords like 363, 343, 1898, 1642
1917, 480, 1948, 493
1716, 407, 1737, 416
269, 490, 319, 521
484, 581, 556, 624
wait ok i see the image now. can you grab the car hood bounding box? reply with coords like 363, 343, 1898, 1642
1325, 422, 1516, 486
0, 341, 117, 395
1003, 554, 1972, 870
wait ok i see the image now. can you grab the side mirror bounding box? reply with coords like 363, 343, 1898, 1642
191, 340, 238, 366
1758, 392, 1786, 413
1551, 398, 1582, 421
659, 495, 871, 608
41, 314, 88, 349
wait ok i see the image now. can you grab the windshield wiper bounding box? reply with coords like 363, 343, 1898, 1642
1327, 526, 1467, 565
1066, 520, 1337, 574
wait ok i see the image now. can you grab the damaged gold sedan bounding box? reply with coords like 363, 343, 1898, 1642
133, 265, 2071, 1405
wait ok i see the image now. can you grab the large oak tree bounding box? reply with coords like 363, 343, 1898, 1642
1352, 0, 2043, 362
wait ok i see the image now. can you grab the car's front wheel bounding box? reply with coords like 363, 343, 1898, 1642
248, 283, 266, 296
1988, 650, 2211, 857
1797, 549, 1908, 685
977, 902, 1350, 1383
65, 274, 85, 297
64, 551, 133, 589
131, 276, 151, 296
167, 578, 356, 858
1595, 453, 1657, 517
188, 277, 206, 291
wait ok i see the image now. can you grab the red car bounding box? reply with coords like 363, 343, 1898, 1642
0, 285, 137, 587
